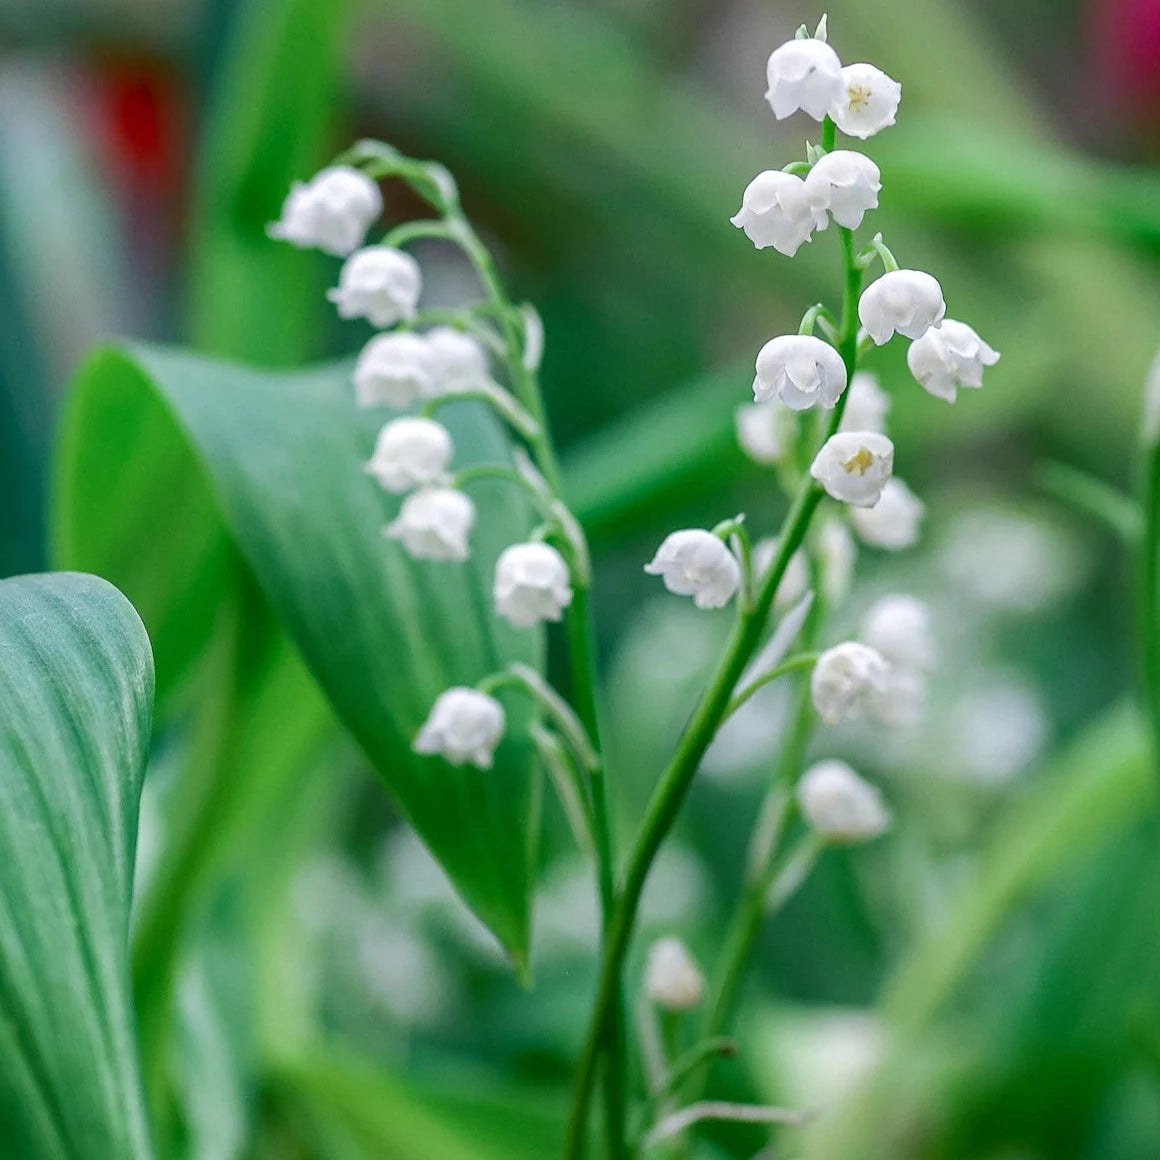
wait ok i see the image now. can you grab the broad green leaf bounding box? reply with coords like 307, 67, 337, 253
55, 344, 541, 962
0, 572, 155, 1159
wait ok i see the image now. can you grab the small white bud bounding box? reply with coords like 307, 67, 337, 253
644, 937, 705, 1011
493, 542, 574, 628
829, 63, 902, 139
736, 399, 798, 466
798, 760, 890, 842
424, 326, 490, 394
731, 171, 827, 257
414, 687, 505, 769
858, 270, 946, 346
385, 487, 475, 562
644, 530, 740, 610
765, 38, 845, 121
840, 371, 890, 434
327, 246, 421, 327
754, 335, 848, 412
268, 166, 382, 256
811, 641, 889, 725
849, 478, 924, 550
810, 431, 894, 507
366, 417, 454, 494
906, 319, 1000, 402
354, 332, 434, 409
804, 150, 881, 230
862, 594, 934, 671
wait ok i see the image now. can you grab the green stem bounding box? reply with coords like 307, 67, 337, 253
422, 382, 542, 442
1035, 460, 1140, 543
820, 115, 837, 154
725, 652, 819, 720
1136, 420, 1160, 770
636, 1038, 737, 1130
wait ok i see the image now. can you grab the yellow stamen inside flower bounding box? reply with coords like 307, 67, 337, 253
841, 448, 875, 475
847, 83, 871, 112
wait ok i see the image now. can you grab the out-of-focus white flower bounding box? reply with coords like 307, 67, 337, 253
840, 371, 890, 434
736, 399, 798, 466
804, 151, 881, 230
817, 516, 856, 604
385, 487, 475, 561
811, 641, 889, 725
755, 539, 811, 609
765, 38, 845, 121
798, 759, 889, 842
862, 594, 934, 670
644, 937, 705, 1011
424, 326, 490, 393
810, 432, 894, 507
731, 171, 828, 257
907, 319, 1000, 402
493, 542, 574, 628
869, 665, 927, 729
366, 417, 453, 494
849, 478, 924, 550
645, 530, 740, 610
414, 687, 505, 768
754, 335, 848, 412
354, 916, 453, 1025
327, 246, 421, 327
945, 677, 1048, 784
830, 63, 902, 138
268, 166, 382, 256
859, 271, 946, 345
354, 332, 434, 408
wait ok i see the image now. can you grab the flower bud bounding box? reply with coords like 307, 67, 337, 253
797, 760, 890, 842
736, 399, 798, 466
493, 542, 574, 628
849, 478, 924, 550
644, 530, 740, 610
906, 319, 1000, 402
328, 246, 422, 327
385, 487, 475, 561
861, 594, 934, 670
811, 641, 889, 725
754, 335, 848, 412
414, 687, 505, 769
268, 166, 382, 256
424, 326, 490, 394
858, 270, 946, 346
366, 417, 454, 494
809, 432, 894, 507
731, 171, 827, 257
765, 38, 845, 121
804, 150, 881, 230
354, 332, 434, 409
644, 937, 705, 1011
840, 372, 890, 435
829, 63, 902, 139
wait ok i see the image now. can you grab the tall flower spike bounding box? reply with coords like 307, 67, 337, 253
798, 760, 890, 842
424, 326, 491, 394
804, 151, 882, 230
907, 319, 1000, 402
645, 530, 740, 610
328, 246, 422, 327
764, 37, 845, 121
366, 417, 454, 494
414, 687, 506, 769
754, 334, 848, 412
354, 332, 434, 409
643, 938, 705, 1012
493, 542, 574, 628
810, 431, 894, 507
858, 270, 946, 345
810, 642, 889, 725
385, 487, 475, 561
731, 171, 827, 257
829, 63, 902, 139
268, 166, 382, 256
849, 477, 924, 550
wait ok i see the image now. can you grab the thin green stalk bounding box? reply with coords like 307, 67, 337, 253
636, 1038, 737, 1129
725, 652, 820, 719
1136, 418, 1160, 770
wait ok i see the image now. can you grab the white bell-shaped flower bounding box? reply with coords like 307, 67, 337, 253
829, 63, 902, 139
798, 760, 890, 842
493, 542, 574, 628
869, 666, 928, 729
817, 516, 856, 605
810, 431, 894, 507
414, 687, 506, 769
840, 371, 890, 434
385, 487, 475, 561
804, 150, 881, 230
858, 270, 946, 346
354, 332, 434, 409
754, 335, 848, 412
644, 937, 705, 1012
366, 417, 453, 494
730, 171, 827, 257
327, 246, 421, 327
645, 530, 740, 610
861, 594, 934, 671
268, 166, 382, 256
811, 641, 889, 725
765, 38, 845, 121
849, 478, 924, 550
424, 326, 490, 394
736, 399, 798, 466
906, 319, 1000, 402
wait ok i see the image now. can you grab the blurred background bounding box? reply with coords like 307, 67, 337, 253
5, 0, 1160, 1156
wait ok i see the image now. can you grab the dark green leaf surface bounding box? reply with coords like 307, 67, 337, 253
55, 345, 541, 962
0, 572, 155, 1160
